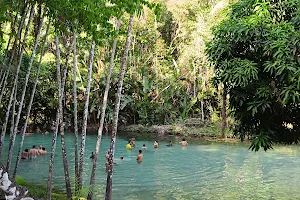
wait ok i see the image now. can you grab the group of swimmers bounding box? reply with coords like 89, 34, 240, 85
124, 138, 188, 163
21, 145, 48, 159
90, 138, 188, 172
126, 138, 188, 150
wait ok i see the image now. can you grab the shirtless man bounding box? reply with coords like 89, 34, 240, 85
136, 150, 143, 163
40, 147, 48, 155
179, 138, 188, 146
29, 145, 39, 158
153, 141, 159, 148
38, 145, 43, 154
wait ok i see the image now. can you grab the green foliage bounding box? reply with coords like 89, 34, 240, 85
0, 0, 228, 134
15, 175, 29, 186
207, 0, 300, 150
16, 176, 68, 200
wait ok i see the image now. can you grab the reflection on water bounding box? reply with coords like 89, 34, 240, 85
1, 133, 300, 199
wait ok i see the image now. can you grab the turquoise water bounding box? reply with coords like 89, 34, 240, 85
2, 133, 300, 199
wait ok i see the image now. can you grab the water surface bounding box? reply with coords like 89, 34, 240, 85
2, 133, 300, 199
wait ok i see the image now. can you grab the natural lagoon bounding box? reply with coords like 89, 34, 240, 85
2, 133, 300, 200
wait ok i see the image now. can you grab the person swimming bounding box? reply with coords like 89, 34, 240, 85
154, 141, 159, 148
90, 152, 95, 159
167, 141, 173, 147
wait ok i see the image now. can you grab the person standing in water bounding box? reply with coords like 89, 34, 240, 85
38, 144, 43, 154
130, 138, 136, 148
179, 138, 188, 146
142, 144, 147, 150
21, 149, 29, 159
40, 147, 48, 155
154, 141, 159, 148
29, 145, 39, 159
136, 150, 143, 163
126, 141, 132, 150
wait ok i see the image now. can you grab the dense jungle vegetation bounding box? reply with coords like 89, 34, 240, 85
0, 0, 299, 199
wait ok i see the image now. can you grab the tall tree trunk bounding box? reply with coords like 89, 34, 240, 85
0, 69, 9, 104
46, 35, 73, 199
73, 31, 80, 193
87, 19, 121, 200
13, 22, 51, 179
6, 16, 45, 172
6, 81, 17, 171
78, 40, 95, 189
46, 111, 60, 200
0, 163, 28, 200
0, 5, 34, 160
62, 40, 73, 116
221, 85, 227, 138
57, 36, 73, 199
105, 15, 134, 200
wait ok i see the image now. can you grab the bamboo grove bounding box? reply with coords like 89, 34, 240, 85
0, 0, 161, 199
0, 0, 224, 199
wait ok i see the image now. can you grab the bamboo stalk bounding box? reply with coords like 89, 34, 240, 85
105, 15, 134, 200
0, 5, 35, 159
6, 15, 45, 172
78, 40, 95, 190
87, 19, 121, 200
73, 31, 80, 193
13, 22, 51, 179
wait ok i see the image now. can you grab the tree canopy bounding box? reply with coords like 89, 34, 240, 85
207, 0, 300, 150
